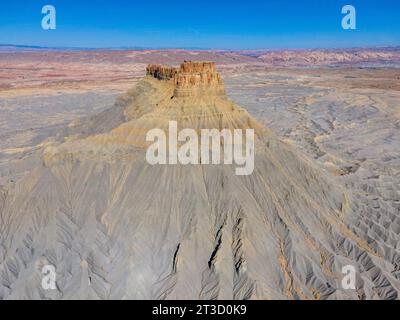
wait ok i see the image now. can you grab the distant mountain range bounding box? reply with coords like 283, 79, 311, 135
0, 44, 209, 52
1, 43, 400, 52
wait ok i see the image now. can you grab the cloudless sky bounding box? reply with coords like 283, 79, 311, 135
0, 0, 399, 49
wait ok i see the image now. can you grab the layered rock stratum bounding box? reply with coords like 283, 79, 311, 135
0, 61, 399, 300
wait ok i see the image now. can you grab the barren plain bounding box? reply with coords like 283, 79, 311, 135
1, 49, 399, 191
0, 49, 399, 299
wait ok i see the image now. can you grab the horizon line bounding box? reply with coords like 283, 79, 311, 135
1, 43, 400, 52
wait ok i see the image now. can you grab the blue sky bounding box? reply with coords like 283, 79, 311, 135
0, 0, 399, 49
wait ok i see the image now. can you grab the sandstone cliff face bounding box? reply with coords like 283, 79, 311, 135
146, 64, 178, 80
147, 61, 225, 97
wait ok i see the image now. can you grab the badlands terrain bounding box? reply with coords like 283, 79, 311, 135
0, 48, 399, 299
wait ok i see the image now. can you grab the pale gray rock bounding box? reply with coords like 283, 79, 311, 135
0, 62, 399, 300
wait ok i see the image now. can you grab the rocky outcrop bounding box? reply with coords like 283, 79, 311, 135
147, 61, 225, 97
146, 64, 178, 80
174, 61, 225, 97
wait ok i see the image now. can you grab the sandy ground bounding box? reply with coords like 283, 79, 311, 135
225, 69, 400, 229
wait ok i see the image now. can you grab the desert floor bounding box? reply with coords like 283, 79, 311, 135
0, 51, 400, 299
1, 59, 399, 200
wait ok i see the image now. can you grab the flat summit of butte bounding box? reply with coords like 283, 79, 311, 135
0, 61, 399, 300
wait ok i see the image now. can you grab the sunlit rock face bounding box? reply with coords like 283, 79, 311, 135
173, 61, 226, 97
147, 61, 225, 96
